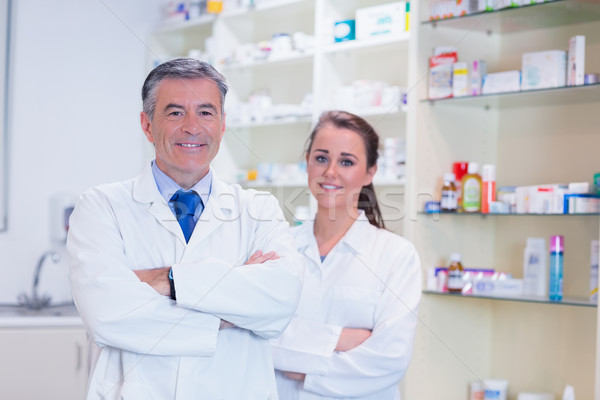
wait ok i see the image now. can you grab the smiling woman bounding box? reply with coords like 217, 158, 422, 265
0, 0, 10, 232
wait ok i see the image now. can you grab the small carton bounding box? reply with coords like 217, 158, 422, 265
356, 2, 405, 40
453, 62, 469, 97
568, 35, 585, 86
521, 50, 567, 90
429, 49, 458, 99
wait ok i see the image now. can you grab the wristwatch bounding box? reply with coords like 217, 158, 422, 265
168, 267, 176, 300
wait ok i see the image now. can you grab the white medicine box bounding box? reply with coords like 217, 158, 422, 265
521, 50, 567, 91
356, 2, 406, 40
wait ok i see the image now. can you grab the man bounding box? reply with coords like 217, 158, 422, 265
67, 58, 304, 399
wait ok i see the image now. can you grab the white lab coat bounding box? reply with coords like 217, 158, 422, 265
68, 164, 304, 400
271, 212, 421, 400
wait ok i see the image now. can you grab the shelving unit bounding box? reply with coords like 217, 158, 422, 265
148, 0, 600, 397
405, 1, 600, 399
149, 0, 408, 228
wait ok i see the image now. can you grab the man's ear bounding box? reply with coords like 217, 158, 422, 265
140, 112, 155, 144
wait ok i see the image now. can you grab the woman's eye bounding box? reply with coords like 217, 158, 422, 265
341, 159, 354, 167
315, 155, 327, 163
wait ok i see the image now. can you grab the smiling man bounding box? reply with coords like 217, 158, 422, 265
67, 58, 304, 400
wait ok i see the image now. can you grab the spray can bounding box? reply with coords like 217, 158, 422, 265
549, 235, 564, 301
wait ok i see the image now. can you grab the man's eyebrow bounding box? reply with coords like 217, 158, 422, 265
164, 103, 184, 110
196, 103, 218, 112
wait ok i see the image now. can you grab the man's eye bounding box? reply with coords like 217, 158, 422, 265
169, 111, 183, 116
200, 111, 214, 116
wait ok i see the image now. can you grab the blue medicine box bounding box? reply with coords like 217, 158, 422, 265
334, 19, 356, 42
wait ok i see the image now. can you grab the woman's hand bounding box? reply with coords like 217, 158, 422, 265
245, 250, 280, 264
335, 328, 372, 352
283, 371, 306, 382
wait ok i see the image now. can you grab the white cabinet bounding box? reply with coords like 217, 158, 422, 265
0, 326, 87, 399
404, 1, 600, 399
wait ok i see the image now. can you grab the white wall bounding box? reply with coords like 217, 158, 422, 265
0, 0, 161, 303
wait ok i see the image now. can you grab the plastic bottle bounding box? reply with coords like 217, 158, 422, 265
462, 162, 482, 213
447, 253, 464, 293
481, 164, 496, 214
453, 161, 469, 211
523, 237, 547, 297
441, 173, 458, 212
549, 235, 564, 301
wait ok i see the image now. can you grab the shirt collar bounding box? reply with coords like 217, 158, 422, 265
296, 209, 372, 255
151, 160, 211, 206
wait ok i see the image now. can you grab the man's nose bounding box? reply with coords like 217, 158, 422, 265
182, 113, 201, 134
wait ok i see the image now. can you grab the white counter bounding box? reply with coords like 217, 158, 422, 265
0, 303, 83, 328
0, 315, 83, 328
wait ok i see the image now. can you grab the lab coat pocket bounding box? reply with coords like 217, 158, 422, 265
326, 286, 380, 329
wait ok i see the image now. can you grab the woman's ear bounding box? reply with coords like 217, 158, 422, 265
365, 164, 377, 186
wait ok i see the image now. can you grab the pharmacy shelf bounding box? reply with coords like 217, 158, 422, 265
221, 51, 314, 71
323, 33, 410, 56
220, 0, 314, 19
419, 211, 600, 217
341, 105, 406, 119
421, 0, 600, 34
227, 115, 313, 130
244, 180, 308, 188
244, 177, 405, 189
422, 82, 600, 109
157, 14, 216, 34
423, 290, 597, 308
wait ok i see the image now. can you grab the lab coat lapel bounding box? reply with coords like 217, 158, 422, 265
132, 164, 183, 241
187, 174, 236, 245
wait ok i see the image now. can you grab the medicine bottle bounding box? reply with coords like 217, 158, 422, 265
441, 173, 458, 212
549, 235, 564, 301
462, 162, 482, 213
447, 253, 464, 293
481, 164, 496, 214
453, 161, 469, 211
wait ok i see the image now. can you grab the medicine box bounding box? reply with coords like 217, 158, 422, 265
334, 20, 356, 43
470, 60, 486, 95
482, 70, 521, 94
356, 2, 405, 40
521, 50, 567, 90
452, 62, 469, 97
429, 50, 458, 99
568, 35, 585, 86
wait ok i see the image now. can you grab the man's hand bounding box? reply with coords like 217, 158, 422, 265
134, 267, 171, 296
245, 250, 280, 265
283, 371, 306, 382
219, 320, 235, 330
335, 328, 372, 352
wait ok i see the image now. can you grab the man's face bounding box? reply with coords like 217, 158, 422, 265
140, 78, 226, 189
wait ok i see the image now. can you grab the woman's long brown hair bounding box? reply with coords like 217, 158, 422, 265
306, 111, 385, 229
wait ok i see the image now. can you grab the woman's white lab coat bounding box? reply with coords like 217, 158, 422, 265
68, 164, 304, 400
271, 212, 421, 399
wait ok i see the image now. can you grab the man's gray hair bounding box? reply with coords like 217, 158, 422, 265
142, 58, 228, 120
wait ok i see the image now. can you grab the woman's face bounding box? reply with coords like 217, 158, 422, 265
306, 124, 376, 216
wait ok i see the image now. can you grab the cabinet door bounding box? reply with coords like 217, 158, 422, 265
0, 327, 87, 400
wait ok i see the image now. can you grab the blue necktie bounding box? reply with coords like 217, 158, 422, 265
170, 190, 202, 243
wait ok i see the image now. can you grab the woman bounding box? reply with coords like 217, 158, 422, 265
271, 111, 421, 399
